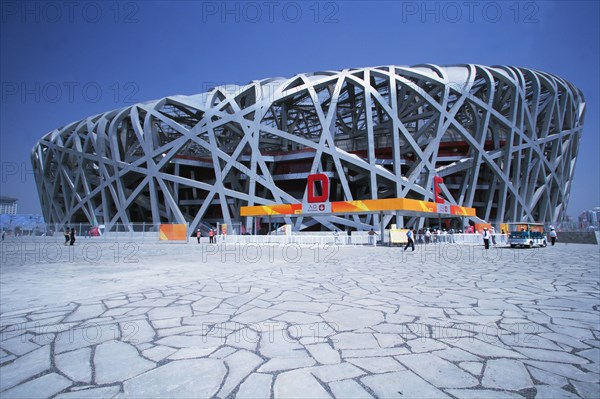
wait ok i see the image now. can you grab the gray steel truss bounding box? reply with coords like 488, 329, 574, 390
32, 65, 586, 232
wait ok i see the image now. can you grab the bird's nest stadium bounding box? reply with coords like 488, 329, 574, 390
32, 64, 585, 233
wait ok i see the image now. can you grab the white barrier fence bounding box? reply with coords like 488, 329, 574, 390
211, 233, 508, 246
419, 233, 508, 246
220, 234, 361, 246
1, 231, 159, 243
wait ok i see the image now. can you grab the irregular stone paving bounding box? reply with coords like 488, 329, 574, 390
0, 242, 599, 398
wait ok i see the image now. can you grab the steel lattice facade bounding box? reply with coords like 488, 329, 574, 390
32, 65, 585, 232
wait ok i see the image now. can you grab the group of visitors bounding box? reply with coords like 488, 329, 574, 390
420, 228, 456, 244
400, 224, 559, 251
196, 229, 219, 243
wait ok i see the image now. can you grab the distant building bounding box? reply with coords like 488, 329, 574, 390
0, 214, 45, 236
579, 207, 600, 229
0, 197, 18, 215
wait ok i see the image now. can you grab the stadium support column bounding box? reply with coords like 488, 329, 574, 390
380, 211, 384, 246
364, 69, 379, 230
389, 66, 403, 231
245, 114, 261, 234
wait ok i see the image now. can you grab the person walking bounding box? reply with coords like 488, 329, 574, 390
208, 229, 214, 244
368, 228, 378, 246
482, 227, 490, 250
69, 227, 76, 246
64, 228, 70, 246
404, 229, 415, 251
491, 226, 497, 245
549, 228, 557, 246
196, 229, 201, 244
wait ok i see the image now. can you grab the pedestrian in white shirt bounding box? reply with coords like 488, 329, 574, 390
482, 227, 490, 249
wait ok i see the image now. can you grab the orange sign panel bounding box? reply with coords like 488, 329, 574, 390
474, 223, 491, 233
241, 198, 476, 217
159, 224, 187, 241
241, 204, 302, 216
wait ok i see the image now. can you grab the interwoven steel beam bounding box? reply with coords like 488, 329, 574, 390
32, 65, 585, 232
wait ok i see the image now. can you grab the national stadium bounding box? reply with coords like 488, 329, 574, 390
31, 64, 585, 233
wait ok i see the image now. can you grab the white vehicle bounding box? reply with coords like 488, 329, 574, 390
507, 223, 547, 248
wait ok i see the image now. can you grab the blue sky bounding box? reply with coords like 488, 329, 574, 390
1, 0, 598, 217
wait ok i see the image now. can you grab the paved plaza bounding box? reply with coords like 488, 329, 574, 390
0, 240, 599, 398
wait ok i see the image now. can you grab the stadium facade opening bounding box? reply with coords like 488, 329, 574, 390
32, 65, 585, 232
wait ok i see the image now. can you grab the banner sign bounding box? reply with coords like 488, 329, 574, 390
302, 202, 332, 214
302, 173, 331, 215
307, 173, 329, 203
159, 224, 187, 241
242, 198, 475, 217
436, 203, 451, 214
390, 229, 410, 244
241, 173, 474, 218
